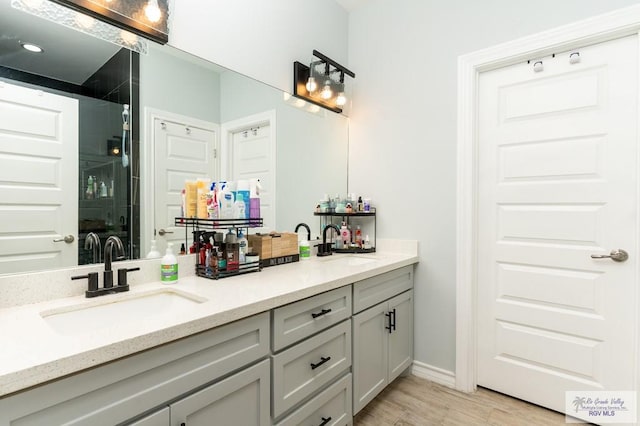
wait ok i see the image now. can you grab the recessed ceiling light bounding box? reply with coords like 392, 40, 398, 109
20, 42, 43, 53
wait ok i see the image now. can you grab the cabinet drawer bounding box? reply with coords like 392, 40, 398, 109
353, 266, 413, 313
0, 312, 270, 426
272, 286, 352, 352
276, 373, 352, 426
272, 320, 352, 418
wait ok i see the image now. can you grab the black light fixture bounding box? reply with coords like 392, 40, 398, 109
48, 0, 169, 44
293, 50, 355, 114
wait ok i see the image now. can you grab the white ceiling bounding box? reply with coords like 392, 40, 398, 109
0, 1, 120, 85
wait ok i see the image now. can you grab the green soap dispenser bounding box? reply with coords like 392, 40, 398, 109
161, 243, 178, 284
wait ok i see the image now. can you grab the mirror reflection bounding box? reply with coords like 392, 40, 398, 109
0, 0, 348, 276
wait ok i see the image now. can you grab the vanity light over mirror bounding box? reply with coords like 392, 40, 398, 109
0, 0, 349, 276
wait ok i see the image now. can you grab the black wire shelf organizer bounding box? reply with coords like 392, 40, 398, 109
174, 217, 264, 280
313, 208, 376, 254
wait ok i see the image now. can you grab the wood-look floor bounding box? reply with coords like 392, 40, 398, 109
354, 375, 568, 425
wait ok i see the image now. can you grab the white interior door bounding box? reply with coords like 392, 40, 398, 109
228, 120, 275, 231
0, 81, 78, 273
153, 118, 218, 254
477, 35, 638, 413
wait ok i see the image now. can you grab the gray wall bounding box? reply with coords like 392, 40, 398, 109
346, 0, 640, 373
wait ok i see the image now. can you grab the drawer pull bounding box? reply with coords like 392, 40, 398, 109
310, 356, 331, 370
311, 308, 332, 318
319, 416, 332, 426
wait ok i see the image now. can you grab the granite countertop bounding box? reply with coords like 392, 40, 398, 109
0, 242, 418, 397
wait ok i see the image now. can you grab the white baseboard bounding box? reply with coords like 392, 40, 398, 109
411, 360, 456, 389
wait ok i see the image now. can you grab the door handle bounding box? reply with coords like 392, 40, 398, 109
591, 249, 628, 262
158, 229, 173, 236
53, 235, 74, 243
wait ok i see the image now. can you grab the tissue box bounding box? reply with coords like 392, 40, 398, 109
248, 232, 298, 260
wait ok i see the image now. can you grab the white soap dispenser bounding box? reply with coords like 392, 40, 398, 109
146, 239, 161, 258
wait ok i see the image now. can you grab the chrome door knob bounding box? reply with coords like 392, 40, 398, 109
591, 249, 629, 262
158, 229, 173, 236
53, 234, 75, 243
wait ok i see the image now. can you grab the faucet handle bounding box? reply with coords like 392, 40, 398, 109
117, 267, 140, 287
72, 272, 99, 294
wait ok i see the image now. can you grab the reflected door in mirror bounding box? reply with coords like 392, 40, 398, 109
0, 82, 79, 274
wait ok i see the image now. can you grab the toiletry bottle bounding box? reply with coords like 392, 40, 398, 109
100, 181, 107, 198
160, 243, 178, 284
196, 178, 210, 219
363, 235, 371, 250
236, 180, 250, 219
184, 180, 197, 218
340, 222, 351, 249
180, 243, 186, 255
237, 229, 248, 263
146, 239, 161, 258
234, 193, 246, 219
299, 239, 310, 259
249, 178, 261, 225
355, 225, 363, 248
357, 196, 364, 212
220, 183, 234, 219
207, 182, 218, 219
86, 175, 94, 199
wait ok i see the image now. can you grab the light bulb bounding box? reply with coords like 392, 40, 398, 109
20, 42, 43, 53
336, 92, 347, 106
320, 81, 332, 100
145, 0, 162, 22
305, 77, 317, 92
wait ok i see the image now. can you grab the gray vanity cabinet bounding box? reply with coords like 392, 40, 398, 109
0, 312, 270, 426
127, 407, 170, 426
170, 359, 271, 426
352, 266, 414, 414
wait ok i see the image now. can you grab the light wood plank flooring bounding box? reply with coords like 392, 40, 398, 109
354, 375, 568, 425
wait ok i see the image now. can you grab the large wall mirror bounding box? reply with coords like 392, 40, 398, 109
0, 0, 348, 276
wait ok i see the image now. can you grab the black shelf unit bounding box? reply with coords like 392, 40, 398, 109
314, 208, 376, 254
174, 217, 264, 280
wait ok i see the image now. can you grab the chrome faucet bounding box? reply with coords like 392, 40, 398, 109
318, 224, 341, 256
103, 236, 125, 289
84, 232, 102, 263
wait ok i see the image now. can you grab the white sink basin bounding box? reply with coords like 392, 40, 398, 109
320, 255, 378, 266
41, 289, 207, 336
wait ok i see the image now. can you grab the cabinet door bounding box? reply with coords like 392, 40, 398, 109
388, 290, 414, 382
170, 359, 270, 426
352, 302, 388, 414
126, 407, 170, 426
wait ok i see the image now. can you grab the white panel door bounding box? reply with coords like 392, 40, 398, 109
230, 124, 274, 231
0, 82, 78, 273
154, 118, 217, 253
478, 35, 637, 413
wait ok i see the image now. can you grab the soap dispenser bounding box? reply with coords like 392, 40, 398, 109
161, 243, 178, 284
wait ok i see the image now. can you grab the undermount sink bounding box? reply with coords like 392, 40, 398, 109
40, 289, 207, 336
320, 255, 378, 266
